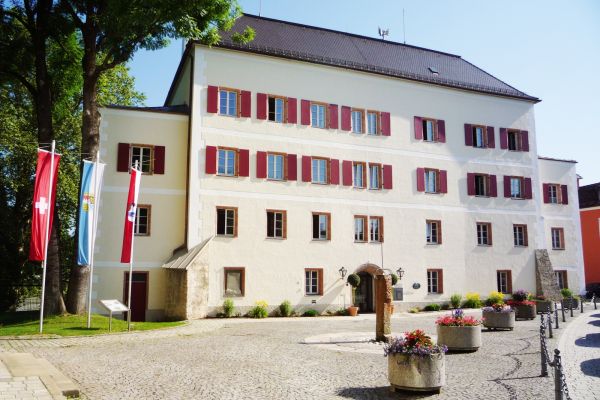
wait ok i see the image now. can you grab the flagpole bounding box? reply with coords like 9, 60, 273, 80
86, 151, 100, 329
39, 140, 55, 334
127, 160, 138, 332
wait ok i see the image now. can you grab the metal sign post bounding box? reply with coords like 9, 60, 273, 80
99, 299, 129, 332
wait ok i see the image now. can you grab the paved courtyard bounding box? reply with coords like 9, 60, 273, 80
1, 308, 598, 399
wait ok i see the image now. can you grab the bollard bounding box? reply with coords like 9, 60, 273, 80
594, 295, 597, 310
570, 298, 574, 317
554, 349, 563, 400
554, 305, 559, 329
561, 302, 566, 322
581, 298, 584, 313
547, 312, 553, 338
540, 323, 548, 377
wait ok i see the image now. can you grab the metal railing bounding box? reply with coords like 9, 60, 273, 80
540, 313, 571, 400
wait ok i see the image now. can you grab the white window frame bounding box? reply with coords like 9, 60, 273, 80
312, 213, 329, 240
426, 221, 440, 244
305, 270, 319, 295
267, 210, 284, 239
268, 96, 285, 123
425, 170, 438, 193
217, 208, 236, 237
311, 158, 328, 184
369, 164, 381, 190
367, 112, 378, 135
549, 184, 559, 204
353, 162, 365, 188
351, 110, 363, 133
134, 205, 150, 236
510, 177, 523, 199
130, 145, 153, 174
267, 153, 284, 181
513, 225, 527, 247
217, 149, 236, 176
311, 103, 326, 128
219, 89, 238, 117
427, 270, 439, 294
477, 222, 490, 246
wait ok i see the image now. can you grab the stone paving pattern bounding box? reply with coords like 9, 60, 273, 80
0, 309, 597, 399
0, 359, 56, 400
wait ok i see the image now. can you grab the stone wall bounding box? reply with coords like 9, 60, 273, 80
535, 249, 563, 301
164, 269, 188, 321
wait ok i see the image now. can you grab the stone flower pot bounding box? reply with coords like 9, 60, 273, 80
535, 300, 554, 314
561, 298, 579, 310
347, 306, 359, 317
436, 325, 481, 352
513, 303, 536, 320
482, 310, 515, 330
388, 353, 445, 393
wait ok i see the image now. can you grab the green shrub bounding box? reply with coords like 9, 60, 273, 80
279, 300, 292, 317
335, 308, 348, 316
462, 292, 482, 309
347, 274, 361, 288
222, 298, 235, 318
248, 300, 269, 318
486, 291, 505, 306
423, 303, 441, 312
303, 309, 318, 317
561, 288, 573, 298
450, 294, 462, 309
408, 307, 420, 314
390, 273, 399, 286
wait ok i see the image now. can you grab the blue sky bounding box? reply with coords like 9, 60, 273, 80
129, 0, 600, 185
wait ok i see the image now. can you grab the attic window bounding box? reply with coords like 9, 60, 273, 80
428, 67, 439, 75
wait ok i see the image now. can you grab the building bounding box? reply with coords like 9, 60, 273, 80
94, 14, 584, 321
579, 182, 600, 288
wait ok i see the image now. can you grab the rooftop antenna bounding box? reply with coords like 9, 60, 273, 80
378, 27, 389, 41
403, 9, 406, 44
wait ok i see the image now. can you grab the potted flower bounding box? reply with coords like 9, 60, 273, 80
507, 289, 536, 320
560, 288, 579, 310
435, 309, 482, 352
482, 303, 515, 330
347, 273, 360, 317
534, 295, 554, 314
384, 329, 447, 393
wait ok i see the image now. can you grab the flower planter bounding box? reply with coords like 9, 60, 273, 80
561, 298, 579, 310
436, 325, 481, 352
535, 300, 554, 314
513, 303, 536, 320
482, 310, 515, 330
388, 353, 445, 393
347, 306, 359, 317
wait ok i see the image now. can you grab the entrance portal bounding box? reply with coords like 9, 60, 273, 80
356, 272, 374, 313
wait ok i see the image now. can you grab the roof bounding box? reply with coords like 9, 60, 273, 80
579, 183, 600, 209
208, 14, 539, 102
104, 104, 190, 115
162, 237, 212, 270
538, 156, 578, 164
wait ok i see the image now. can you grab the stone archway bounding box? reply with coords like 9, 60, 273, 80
353, 264, 382, 313
354, 263, 392, 342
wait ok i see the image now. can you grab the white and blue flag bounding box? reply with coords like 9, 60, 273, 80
77, 160, 105, 266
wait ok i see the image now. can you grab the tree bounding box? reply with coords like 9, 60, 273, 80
62, 0, 254, 314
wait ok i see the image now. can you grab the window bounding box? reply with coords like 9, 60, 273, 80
369, 163, 382, 190
351, 110, 364, 133
510, 177, 523, 199
475, 174, 489, 196
551, 228, 565, 250
472, 126, 486, 148
267, 153, 285, 180
311, 103, 326, 128
507, 130, 521, 151
267, 210, 286, 239
130, 145, 153, 174
224, 267, 245, 297
134, 205, 151, 236
268, 96, 285, 123
219, 89, 238, 117
477, 222, 492, 246
513, 224, 528, 247
555, 270, 568, 290
354, 216, 367, 242
217, 148, 237, 176
311, 158, 328, 184
216, 207, 237, 237
312, 212, 330, 240
427, 269, 443, 294
497, 270, 512, 294
425, 169, 439, 193
305, 268, 323, 295
426, 220, 441, 244
548, 184, 559, 204
370, 216, 383, 242
423, 119, 437, 142
367, 111, 379, 135
353, 162, 366, 188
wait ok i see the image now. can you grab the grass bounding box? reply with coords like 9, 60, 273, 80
0, 311, 184, 337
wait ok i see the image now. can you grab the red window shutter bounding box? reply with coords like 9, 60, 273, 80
256, 93, 267, 120
500, 128, 508, 149
238, 149, 249, 177
414, 117, 423, 140
330, 159, 340, 184
438, 270, 444, 294
503, 176, 511, 198
467, 173, 475, 196
439, 170, 448, 193
300, 100, 311, 125
416, 168, 425, 192
487, 126, 495, 148
207, 85, 218, 113
154, 146, 165, 174
464, 124, 473, 146
287, 97, 297, 124
205, 146, 217, 174
341, 106, 351, 131
381, 112, 391, 136
318, 269, 324, 295
328, 104, 338, 129
302, 156, 311, 182
342, 160, 352, 186
489, 175, 498, 197
507, 271, 512, 293
561, 185, 569, 204
543, 183, 550, 203
383, 164, 393, 189
256, 151, 267, 179
521, 130, 529, 152
437, 120, 446, 143
240, 90, 251, 118
287, 154, 297, 181
524, 178, 533, 199
117, 143, 130, 172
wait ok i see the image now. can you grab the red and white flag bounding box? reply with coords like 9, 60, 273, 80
120, 168, 141, 263
29, 149, 61, 261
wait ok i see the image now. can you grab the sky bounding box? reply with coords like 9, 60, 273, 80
128, 0, 600, 185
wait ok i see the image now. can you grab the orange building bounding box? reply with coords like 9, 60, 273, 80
579, 183, 600, 288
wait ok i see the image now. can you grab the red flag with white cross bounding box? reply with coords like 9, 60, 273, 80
120, 167, 141, 263
29, 149, 61, 261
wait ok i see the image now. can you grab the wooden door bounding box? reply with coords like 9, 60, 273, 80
123, 272, 148, 322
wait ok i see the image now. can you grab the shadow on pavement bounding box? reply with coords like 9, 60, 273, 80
588, 320, 600, 327
580, 359, 600, 377
590, 313, 600, 319
337, 386, 431, 399
574, 333, 600, 348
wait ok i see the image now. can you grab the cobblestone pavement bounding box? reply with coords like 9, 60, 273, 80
0, 310, 593, 400
0, 360, 56, 400
558, 308, 600, 400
